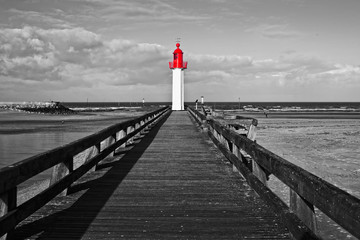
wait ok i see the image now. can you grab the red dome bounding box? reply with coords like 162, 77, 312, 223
173, 43, 183, 54
169, 43, 187, 69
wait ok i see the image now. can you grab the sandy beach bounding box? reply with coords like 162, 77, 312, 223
218, 110, 360, 239
220, 110, 360, 196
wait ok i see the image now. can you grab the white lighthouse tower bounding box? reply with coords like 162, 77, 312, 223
169, 43, 187, 111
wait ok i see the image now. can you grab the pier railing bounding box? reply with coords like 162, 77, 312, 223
0, 106, 170, 238
188, 106, 360, 240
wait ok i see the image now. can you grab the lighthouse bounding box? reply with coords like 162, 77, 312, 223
169, 43, 187, 110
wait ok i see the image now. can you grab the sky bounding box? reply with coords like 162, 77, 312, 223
0, 0, 359, 102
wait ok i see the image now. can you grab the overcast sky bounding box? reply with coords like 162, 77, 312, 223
0, 0, 359, 102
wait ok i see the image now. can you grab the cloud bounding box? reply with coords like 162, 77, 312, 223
83, 0, 209, 24
246, 23, 301, 39
184, 50, 360, 93
7, 8, 73, 29
0, 26, 172, 91
314, 64, 360, 84
1, 25, 359, 101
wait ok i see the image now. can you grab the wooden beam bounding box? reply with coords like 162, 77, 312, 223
205, 116, 360, 239
290, 189, 317, 233
0, 107, 171, 237
0, 106, 169, 195
206, 127, 320, 240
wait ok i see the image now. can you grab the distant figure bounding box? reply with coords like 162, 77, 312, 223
263, 110, 268, 118
195, 99, 198, 110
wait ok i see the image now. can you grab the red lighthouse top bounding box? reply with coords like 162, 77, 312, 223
169, 43, 187, 69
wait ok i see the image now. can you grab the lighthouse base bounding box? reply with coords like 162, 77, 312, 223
172, 68, 184, 111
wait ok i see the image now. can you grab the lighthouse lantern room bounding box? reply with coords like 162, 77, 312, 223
169, 43, 187, 111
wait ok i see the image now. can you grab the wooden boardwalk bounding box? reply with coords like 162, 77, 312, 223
14, 111, 289, 239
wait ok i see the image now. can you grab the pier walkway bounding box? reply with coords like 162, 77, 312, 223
14, 111, 289, 239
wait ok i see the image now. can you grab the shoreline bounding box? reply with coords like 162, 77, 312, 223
218, 110, 360, 119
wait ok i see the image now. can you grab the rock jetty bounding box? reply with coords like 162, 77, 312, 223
0, 101, 76, 114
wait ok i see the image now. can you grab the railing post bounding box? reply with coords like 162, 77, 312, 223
134, 123, 141, 140
0, 187, 17, 240
247, 119, 268, 185
127, 125, 134, 145
290, 189, 317, 234
118, 130, 127, 148
50, 155, 73, 196
94, 142, 101, 170
231, 143, 241, 173
111, 133, 117, 155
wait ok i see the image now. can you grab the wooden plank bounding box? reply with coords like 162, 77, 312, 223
13, 111, 289, 240
0, 188, 16, 240
290, 189, 317, 233
50, 155, 73, 196
0, 107, 171, 238
204, 123, 319, 240
205, 116, 360, 239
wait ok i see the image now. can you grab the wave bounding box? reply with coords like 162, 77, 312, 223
242, 105, 360, 112
70, 106, 142, 112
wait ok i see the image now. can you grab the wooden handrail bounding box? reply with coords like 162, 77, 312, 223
188, 106, 360, 239
0, 106, 170, 237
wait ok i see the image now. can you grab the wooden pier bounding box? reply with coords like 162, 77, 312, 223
1, 107, 360, 239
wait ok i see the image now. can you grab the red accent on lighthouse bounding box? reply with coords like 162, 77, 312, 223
169, 43, 187, 69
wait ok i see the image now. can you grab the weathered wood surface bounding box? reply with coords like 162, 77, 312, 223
0, 107, 169, 238
188, 107, 360, 239
13, 111, 289, 239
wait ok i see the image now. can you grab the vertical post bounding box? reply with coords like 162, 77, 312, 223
247, 119, 267, 185
94, 142, 101, 170
78, 145, 99, 173
232, 143, 241, 173
127, 126, 134, 145
134, 123, 141, 140
50, 155, 73, 196
139, 120, 146, 135
201, 119, 208, 131
111, 133, 117, 155
290, 189, 317, 233
0, 187, 17, 240
118, 130, 127, 148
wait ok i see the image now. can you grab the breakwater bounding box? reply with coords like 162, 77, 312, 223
0, 102, 75, 114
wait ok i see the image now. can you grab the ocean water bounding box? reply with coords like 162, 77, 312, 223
62, 101, 360, 112
0, 107, 147, 168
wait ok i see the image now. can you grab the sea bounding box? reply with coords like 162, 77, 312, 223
1, 101, 359, 168
1, 101, 359, 239
63, 101, 360, 111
